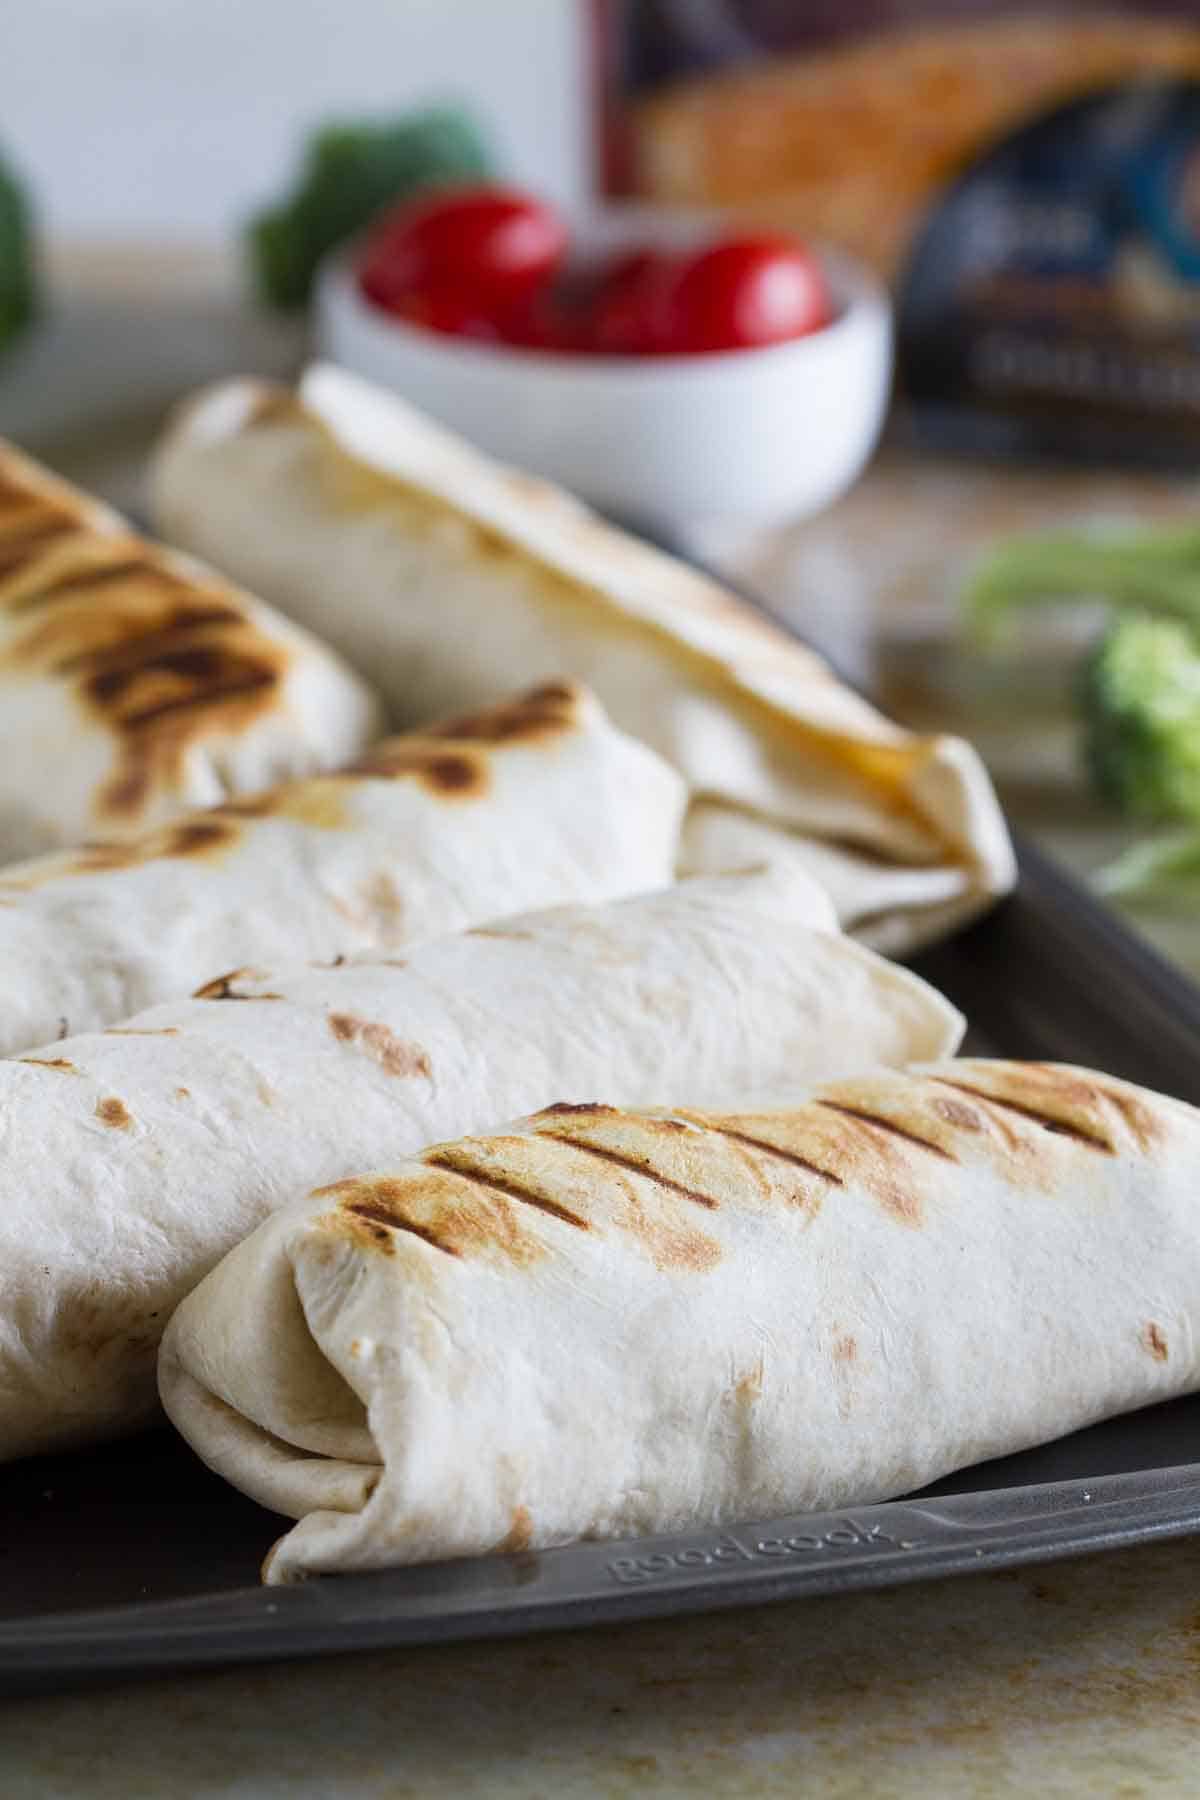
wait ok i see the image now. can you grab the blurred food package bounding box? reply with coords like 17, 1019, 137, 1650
597, 1, 1200, 463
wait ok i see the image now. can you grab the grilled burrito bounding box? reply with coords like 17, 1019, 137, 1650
0, 868, 960, 1462
150, 364, 1015, 953
0, 435, 380, 860
158, 1061, 1200, 1582
0, 681, 686, 1056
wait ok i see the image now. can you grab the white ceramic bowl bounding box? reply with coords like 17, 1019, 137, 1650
315, 209, 892, 534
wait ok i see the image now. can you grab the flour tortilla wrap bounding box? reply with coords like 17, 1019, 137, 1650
0, 435, 381, 860
0, 681, 686, 1056
150, 364, 1015, 953
0, 867, 959, 1462
158, 1061, 1200, 1583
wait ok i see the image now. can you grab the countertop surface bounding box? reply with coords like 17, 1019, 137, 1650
5, 247, 1200, 1796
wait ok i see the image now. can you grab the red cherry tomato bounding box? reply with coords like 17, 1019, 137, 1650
495, 285, 590, 353
653, 235, 831, 354
586, 248, 673, 355
387, 284, 504, 341
358, 185, 567, 319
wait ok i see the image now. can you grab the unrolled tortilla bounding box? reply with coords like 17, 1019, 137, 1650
158, 1060, 1200, 1583
150, 364, 1016, 953
0, 867, 959, 1463
0, 681, 686, 1056
0, 435, 382, 860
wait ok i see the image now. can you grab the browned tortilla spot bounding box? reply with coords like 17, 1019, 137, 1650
193, 968, 282, 1001
312, 1176, 362, 1200
342, 741, 488, 799
157, 817, 240, 860
496, 1506, 534, 1554
618, 1190, 724, 1273
539, 1131, 723, 1210
929, 1095, 985, 1132
1143, 1322, 1169, 1362
930, 1078, 1115, 1154
175, 1087, 191, 1100
815, 1101, 958, 1161
212, 792, 277, 819
424, 683, 579, 746
19, 1056, 78, 1073
95, 1096, 133, 1130
424, 1152, 590, 1230
833, 1334, 858, 1364
327, 1014, 432, 1080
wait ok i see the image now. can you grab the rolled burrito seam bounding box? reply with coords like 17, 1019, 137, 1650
150, 365, 1016, 951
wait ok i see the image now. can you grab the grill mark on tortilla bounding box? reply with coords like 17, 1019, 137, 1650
342, 1198, 461, 1257
19, 1056, 78, 1073
538, 1131, 722, 1209
423, 1151, 590, 1230
694, 1120, 845, 1186
26, 556, 165, 610
20, 550, 149, 608
536, 1101, 619, 1120
424, 683, 580, 746
928, 1078, 1115, 1153
2, 544, 290, 825
815, 1101, 958, 1160
337, 1175, 544, 1265
54, 603, 246, 674
1095, 1083, 1163, 1151
0, 515, 79, 581
1025, 1063, 1163, 1152
1143, 1322, 1169, 1362
193, 968, 282, 1001
106, 665, 279, 732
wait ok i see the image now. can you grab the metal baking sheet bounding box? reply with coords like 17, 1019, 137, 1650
1, 834, 1199, 1691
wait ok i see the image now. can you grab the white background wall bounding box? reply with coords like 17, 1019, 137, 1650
0, 0, 588, 240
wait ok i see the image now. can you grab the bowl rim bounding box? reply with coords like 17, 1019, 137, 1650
317, 238, 891, 384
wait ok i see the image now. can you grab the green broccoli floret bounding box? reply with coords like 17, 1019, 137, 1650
0, 143, 36, 358
1081, 614, 1200, 821
248, 105, 493, 310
